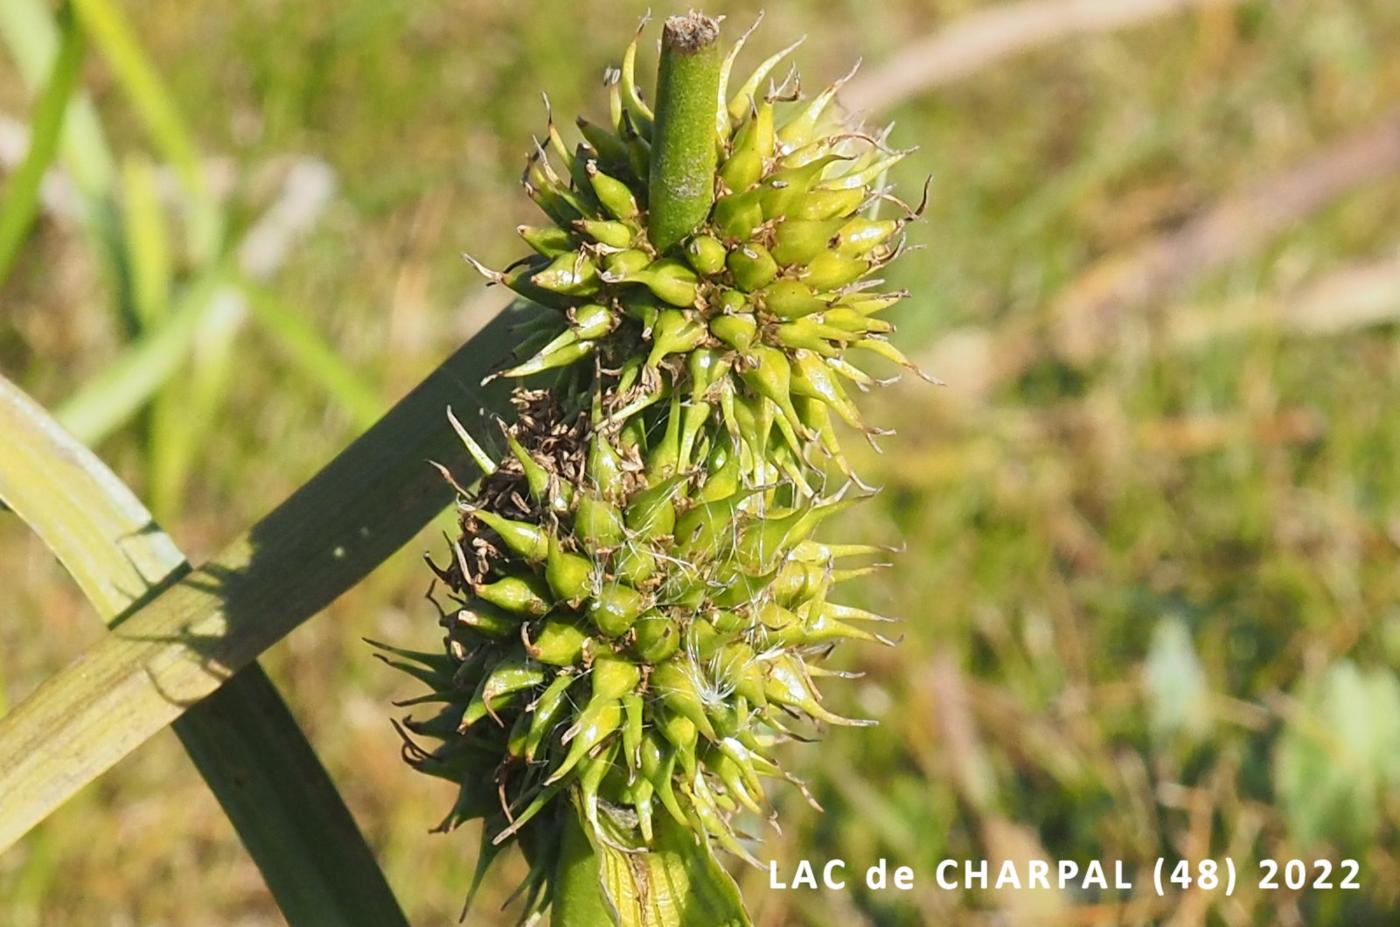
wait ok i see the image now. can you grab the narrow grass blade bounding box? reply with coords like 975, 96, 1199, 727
0, 0, 115, 197
71, 0, 221, 260
151, 297, 246, 520
240, 277, 385, 430
119, 150, 192, 520
0, 302, 534, 853
0, 2, 83, 286
54, 265, 228, 444
147, 159, 340, 509
119, 153, 172, 329
0, 374, 409, 927
57, 160, 339, 448
0, 0, 149, 322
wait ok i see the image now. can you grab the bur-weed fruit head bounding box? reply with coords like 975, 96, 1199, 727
383, 12, 927, 921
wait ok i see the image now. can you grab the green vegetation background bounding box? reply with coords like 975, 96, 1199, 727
2, 0, 1398, 924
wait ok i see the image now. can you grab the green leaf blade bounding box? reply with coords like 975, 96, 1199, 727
0, 304, 531, 854
0, 373, 409, 927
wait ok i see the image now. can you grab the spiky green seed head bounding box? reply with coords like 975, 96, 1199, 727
388, 14, 921, 921
394, 387, 892, 892
469, 14, 931, 489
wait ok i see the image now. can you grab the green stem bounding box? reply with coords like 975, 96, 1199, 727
553, 808, 615, 926
555, 20, 723, 920
646, 12, 722, 254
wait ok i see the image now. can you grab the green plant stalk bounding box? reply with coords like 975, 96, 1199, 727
552, 14, 725, 925
646, 13, 722, 253
553, 810, 616, 927
573, 811, 750, 926
0, 374, 409, 927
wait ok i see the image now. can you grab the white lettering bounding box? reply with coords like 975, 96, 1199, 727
995, 859, 1022, 890
894, 866, 914, 890
1058, 860, 1079, 889
769, 860, 787, 890
1028, 860, 1050, 889
793, 860, 818, 890
966, 859, 988, 889
866, 858, 887, 890
823, 860, 847, 890
936, 860, 959, 890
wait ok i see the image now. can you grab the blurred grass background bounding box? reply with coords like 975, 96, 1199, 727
2, 0, 1399, 924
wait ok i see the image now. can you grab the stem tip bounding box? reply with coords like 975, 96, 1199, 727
663, 13, 720, 54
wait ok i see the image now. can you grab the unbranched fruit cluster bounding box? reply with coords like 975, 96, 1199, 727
381, 12, 926, 920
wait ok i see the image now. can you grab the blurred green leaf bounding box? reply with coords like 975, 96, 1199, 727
173, 664, 411, 927
0, 2, 83, 286
149, 294, 246, 520
241, 277, 385, 430
69, 0, 193, 182
0, 0, 115, 197
71, 0, 221, 260
118, 150, 192, 521
55, 264, 229, 444
118, 153, 172, 328
0, 304, 529, 853
0, 373, 409, 927
55, 224, 352, 455
1277, 660, 1400, 849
